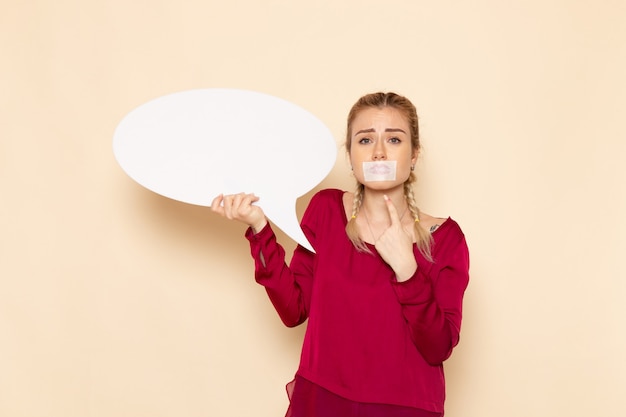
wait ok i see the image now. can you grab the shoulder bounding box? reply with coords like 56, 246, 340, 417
419, 212, 467, 250
431, 217, 469, 261
441, 217, 465, 237
303, 188, 346, 219
418, 212, 448, 235
312, 188, 345, 200
418, 211, 464, 237
301, 189, 347, 238
308, 188, 346, 208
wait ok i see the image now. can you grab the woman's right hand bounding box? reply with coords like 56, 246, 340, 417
210, 193, 268, 233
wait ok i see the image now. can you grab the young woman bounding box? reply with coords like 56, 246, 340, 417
211, 92, 470, 417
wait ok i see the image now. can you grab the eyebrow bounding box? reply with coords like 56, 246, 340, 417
354, 128, 407, 136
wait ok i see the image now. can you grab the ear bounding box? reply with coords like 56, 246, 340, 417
345, 151, 354, 171
411, 149, 419, 166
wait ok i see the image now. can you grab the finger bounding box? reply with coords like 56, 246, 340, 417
222, 194, 235, 219
232, 193, 244, 214
210, 194, 225, 215
383, 194, 401, 226
242, 193, 260, 207
230, 193, 258, 220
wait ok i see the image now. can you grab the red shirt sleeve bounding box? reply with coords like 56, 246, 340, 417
390, 226, 470, 365
245, 201, 319, 328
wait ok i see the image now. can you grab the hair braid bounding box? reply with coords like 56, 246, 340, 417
345, 183, 370, 253
404, 180, 433, 261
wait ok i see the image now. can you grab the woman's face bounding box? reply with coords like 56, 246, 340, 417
349, 106, 417, 190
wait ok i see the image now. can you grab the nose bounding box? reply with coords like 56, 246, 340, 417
373, 142, 386, 160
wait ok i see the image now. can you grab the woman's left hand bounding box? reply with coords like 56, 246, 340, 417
375, 195, 418, 282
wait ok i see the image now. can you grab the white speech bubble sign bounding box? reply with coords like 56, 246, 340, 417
113, 88, 337, 252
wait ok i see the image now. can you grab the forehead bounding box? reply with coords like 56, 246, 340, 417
351, 106, 409, 132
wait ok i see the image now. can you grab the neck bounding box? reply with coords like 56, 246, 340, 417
361, 186, 406, 219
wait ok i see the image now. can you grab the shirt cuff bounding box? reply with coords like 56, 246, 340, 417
390, 267, 433, 305
245, 222, 272, 242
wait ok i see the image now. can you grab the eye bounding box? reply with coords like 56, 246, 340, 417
388, 136, 401, 144
358, 137, 372, 144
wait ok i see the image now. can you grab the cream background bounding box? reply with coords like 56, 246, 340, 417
1, 1, 625, 416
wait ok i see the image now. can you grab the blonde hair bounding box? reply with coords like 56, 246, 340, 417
344, 92, 433, 261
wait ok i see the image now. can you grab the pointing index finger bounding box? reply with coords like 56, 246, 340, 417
383, 194, 401, 226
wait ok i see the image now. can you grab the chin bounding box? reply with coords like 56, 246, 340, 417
363, 181, 405, 191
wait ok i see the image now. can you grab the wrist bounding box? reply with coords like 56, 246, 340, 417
395, 261, 418, 282
251, 218, 268, 234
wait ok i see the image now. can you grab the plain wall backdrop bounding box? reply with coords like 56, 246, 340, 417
1, 1, 625, 416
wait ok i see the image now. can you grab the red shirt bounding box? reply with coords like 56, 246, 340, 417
246, 189, 470, 414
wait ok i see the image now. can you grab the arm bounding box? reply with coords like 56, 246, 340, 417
211, 192, 315, 327
246, 224, 314, 327
391, 233, 470, 365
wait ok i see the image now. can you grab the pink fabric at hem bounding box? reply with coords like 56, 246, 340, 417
285, 376, 443, 417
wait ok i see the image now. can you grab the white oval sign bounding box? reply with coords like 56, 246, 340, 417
113, 89, 337, 251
